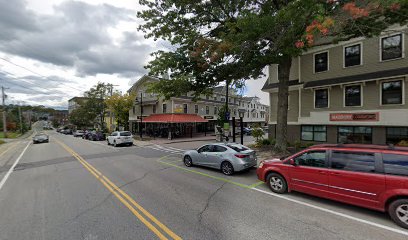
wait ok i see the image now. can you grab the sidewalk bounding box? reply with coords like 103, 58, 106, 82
133, 134, 216, 147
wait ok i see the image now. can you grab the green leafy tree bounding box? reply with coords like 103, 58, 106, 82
105, 92, 135, 131
216, 105, 228, 127
138, 0, 407, 152
68, 107, 93, 129
83, 82, 112, 130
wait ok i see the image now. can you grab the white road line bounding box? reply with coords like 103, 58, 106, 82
252, 187, 408, 236
163, 146, 185, 151
152, 145, 184, 153
148, 146, 181, 154
0, 141, 31, 191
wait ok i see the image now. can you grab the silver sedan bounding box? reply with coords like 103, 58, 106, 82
182, 143, 257, 175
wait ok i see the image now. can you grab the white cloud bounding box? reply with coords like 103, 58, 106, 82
0, 0, 269, 109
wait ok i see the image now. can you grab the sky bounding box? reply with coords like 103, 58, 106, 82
0, 0, 269, 109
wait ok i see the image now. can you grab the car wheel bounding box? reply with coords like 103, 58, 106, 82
114, 141, 117, 147
184, 156, 193, 167
221, 161, 234, 175
266, 173, 287, 194
107, 140, 110, 145
388, 198, 408, 229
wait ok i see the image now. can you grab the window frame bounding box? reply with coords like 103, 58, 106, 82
183, 103, 188, 114
313, 51, 329, 73
386, 127, 408, 144
337, 126, 373, 144
301, 125, 327, 142
194, 104, 198, 114
205, 106, 209, 115
380, 33, 404, 62
343, 42, 363, 68
343, 84, 363, 107
162, 103, 167, 113
153, 105, 156, 114
380, 79, 404, 106
314, 88, 330, 109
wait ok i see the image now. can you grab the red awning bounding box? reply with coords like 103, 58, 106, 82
142, 114, 208, 123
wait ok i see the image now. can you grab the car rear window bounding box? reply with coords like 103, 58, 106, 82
227, 144, 248, 152
120, 132, 132, 136
383, 153, 408, 176
331, 151, 375, 173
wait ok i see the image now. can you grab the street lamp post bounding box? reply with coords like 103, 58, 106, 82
239, 111, 244, 145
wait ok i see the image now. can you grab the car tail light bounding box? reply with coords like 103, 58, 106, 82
235, 154, 247, 158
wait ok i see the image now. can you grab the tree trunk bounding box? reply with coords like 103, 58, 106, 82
274, 56, 292, 153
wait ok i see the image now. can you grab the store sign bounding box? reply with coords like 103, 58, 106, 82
204, 116, 214, 119
330, 113, 379, 121
173, 104, 184, 113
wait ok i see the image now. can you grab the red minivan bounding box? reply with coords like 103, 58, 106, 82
256, 144, 408, 229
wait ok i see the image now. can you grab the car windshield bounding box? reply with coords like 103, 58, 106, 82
120, 131, 131, 136
227, 144, 249, 152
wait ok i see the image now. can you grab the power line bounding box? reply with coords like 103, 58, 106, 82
0, 57, 84, 92
0, 77, 48, 94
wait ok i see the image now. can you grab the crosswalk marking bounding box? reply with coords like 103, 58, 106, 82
145, 144, 185, 154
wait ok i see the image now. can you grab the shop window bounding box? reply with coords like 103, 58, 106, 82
314, 89, 329, 108
214, 107, 217, 115
382, 80, 403, 105
206, 106, 209, 115
338, 126, 372, 144
381, 34, 403, 61
301, 125, 327, 142
132, 106, 135, 114
344, 85, 362, 107
153, 105, 156, 114
344, 44, 361, 67
386, 127, 408, 144
195, 105, 198, 114
314, 52, 328, 73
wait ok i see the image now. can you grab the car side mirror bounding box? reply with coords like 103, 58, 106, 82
289, 159, 297, 166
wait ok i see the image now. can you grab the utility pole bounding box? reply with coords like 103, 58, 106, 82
140, 92, 143, 140
1, 86, 8, 138
107, 84, 119, 131
18, 102, 23, 134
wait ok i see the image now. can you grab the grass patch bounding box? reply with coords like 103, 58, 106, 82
0, 140, 5, 145
0, 132, 21, 139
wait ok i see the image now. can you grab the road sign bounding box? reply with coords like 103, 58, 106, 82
225, 112, 230, 120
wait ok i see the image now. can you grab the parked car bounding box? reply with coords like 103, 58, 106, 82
32, 133, 49, 144
243, 127, 252, 135
256, 144, 408, 229
73, 130, 85, 137
182, 143, 257, 175
84, 131, 104, 141
107, 131, 133, 147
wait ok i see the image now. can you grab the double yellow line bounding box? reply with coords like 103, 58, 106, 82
56, 140, 181, 240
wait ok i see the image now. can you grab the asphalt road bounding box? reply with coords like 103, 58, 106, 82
0, 123, 408, 240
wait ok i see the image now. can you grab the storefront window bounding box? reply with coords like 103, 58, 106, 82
301, 125, 327, 142
195, 105, 198, 114
338, 126, 372, 144
206, 106, 209, 114
183, 104, 188, 113
387, 127, 408, 144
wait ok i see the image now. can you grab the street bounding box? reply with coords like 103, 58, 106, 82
0, 125, 408, 240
